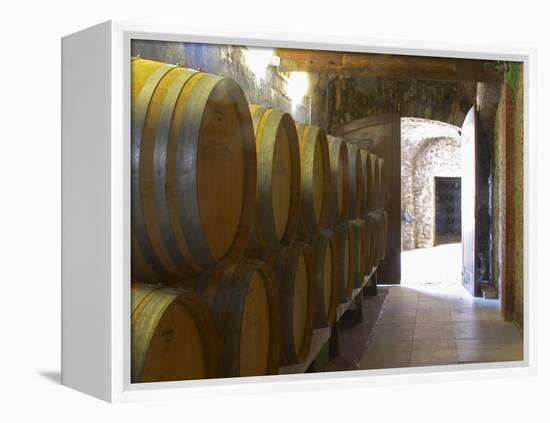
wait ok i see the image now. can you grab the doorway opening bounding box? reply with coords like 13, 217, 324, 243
400, 117, 463, 287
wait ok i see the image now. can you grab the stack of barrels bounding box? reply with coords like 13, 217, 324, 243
130, 57, 388, 383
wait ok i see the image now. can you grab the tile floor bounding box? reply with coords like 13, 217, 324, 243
358, 245, 524, 370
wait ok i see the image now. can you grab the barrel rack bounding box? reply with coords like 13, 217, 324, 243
279, 269, 377, 374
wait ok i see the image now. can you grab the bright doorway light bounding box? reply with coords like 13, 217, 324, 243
286, 72, 309, 113
287, 72, 309, 103
243, 47, 274, 82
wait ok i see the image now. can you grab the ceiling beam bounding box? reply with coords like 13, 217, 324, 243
275, 49, 504, 83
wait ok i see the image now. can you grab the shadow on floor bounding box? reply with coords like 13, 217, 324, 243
327, 288, 389, 372
37, 370, 61, 384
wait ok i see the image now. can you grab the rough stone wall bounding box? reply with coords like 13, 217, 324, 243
327, 76, 476, 131
400, 118, 461, 249
511, 69, 524, 327
492, 91, 506, 307
411, 137, 461, 248
131, 40, 328, 127
493, 65, 524, 327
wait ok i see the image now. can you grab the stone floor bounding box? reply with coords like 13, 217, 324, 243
358, 244, 524, 370
327, 291, 388, 371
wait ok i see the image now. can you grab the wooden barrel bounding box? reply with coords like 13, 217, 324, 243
366, 212, 383, 270
185, 260, 281, 377
352, 219, 370, 279
131, 283, 221, 383
326, 135, 350, 225
346, 144, 364, 219
358, 149, 370, 216
379, 210, 388, 261
375, 212, 384, 261
274, 243, 316, 365
244, 105, 301, 259
369, 212, 380, 271
375, 157, 384, 209
350, 219, 368, 285
366, 152, 378, 211
334, 223, 355, 303
346, 221, 360, 294
307, 230, 339, 328
364, 215, 374, 276
131, 57, 257, 283
364, 221, 374, 276
295, 124, 331, 242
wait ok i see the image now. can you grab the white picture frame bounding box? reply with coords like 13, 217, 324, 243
61, 20, 538, 403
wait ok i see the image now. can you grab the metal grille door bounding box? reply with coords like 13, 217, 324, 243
435, 177, 461, 244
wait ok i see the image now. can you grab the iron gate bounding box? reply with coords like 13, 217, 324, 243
435, 177, 461, 244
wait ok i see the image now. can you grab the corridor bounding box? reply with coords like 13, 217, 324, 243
358, 245, 523, 369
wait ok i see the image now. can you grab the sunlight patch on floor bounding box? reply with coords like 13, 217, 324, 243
401, 243, 462, 286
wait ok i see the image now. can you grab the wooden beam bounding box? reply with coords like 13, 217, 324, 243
275, 48, 503, 83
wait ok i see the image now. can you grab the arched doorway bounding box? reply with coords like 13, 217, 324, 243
401, 118, 461, 250
400, 118, 463, 286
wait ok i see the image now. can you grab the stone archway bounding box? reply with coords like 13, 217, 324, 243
401, 118, 461, 250
412, 137, 461, 248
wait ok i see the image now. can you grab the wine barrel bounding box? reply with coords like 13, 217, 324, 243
366, 211, 384, 270
184, 260, 281, 377
364, 221, 374, 276
307, 230, 339, 328
347, 221, 360, 294
358, 149, 370, 216
326, 135, 350, 225
244, 105, 301, 260
131, 283, 221, 383
347, 144, 364, 219
376, 210, 388, 260
334, 223, 355, 303
370, 212, 380, 271
375, 213, 383, 263
375, 157, 384, 209
352, 219, 370, 278
295, 124, 331, 242
366, 152, 378, 211
131, 57, 256, 283
350, 219, 368, 286
363, 218, 372, 276
274, 243, 316, 365
378, 210, 388, 261
364, 215, 374, 275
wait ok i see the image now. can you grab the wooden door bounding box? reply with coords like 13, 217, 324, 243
333, 114, 401, 284
461, 107, 477, 296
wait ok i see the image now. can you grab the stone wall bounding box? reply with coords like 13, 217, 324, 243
492, 90, 506, 309
511, 68, 524, 327
131, 40, 328, 127
327, 76, 476, 131
412, 137, 461, 248
401, 118, 461, 250
493, 64, 524, 327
